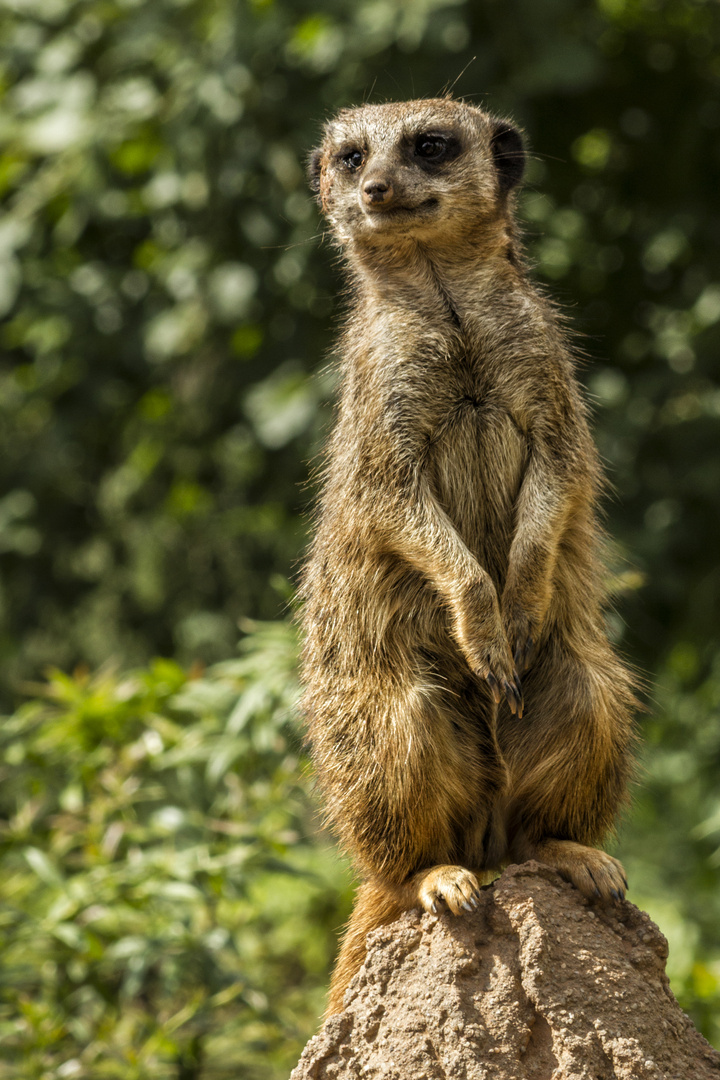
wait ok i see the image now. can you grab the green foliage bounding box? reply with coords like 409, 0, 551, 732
0, 623, 350, 1077
0, 0, 335, 688
621, 648, 720, 1048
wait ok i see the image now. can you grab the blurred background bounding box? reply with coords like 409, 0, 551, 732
0, 0, 719, 1075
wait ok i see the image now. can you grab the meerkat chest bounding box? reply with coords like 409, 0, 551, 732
425, 386, 529, 551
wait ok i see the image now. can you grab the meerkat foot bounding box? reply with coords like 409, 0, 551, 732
530, 839, 627, 902
414, 864, 482, 915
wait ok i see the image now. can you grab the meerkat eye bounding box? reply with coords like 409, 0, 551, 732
342, 149, 364, 171
415, 134, 449, 160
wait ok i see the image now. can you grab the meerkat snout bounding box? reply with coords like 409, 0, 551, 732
362, 176, 394, 207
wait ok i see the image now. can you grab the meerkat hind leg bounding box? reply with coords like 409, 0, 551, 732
528, 838, 627, 902
325, 864, 484, 1016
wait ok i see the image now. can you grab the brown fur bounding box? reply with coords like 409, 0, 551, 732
300, 98, 637, 1017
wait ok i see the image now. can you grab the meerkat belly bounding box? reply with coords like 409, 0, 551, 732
428, 401, 527, 582
307, 402, 527, 676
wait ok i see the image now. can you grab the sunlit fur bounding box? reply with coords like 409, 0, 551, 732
300, 98, 637, 1017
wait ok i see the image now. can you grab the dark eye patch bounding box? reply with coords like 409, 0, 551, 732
412, 131, 461, 166
339, 148, 364, 171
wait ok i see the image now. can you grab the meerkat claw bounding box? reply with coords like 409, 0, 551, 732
503, 679, 516, 713
485, 672, 502, 704
502, 677, 524, 718
514, 636, 535, 675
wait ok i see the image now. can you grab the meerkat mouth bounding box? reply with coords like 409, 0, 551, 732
363, 197, 439, 222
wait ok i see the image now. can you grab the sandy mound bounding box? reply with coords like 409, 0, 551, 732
291, 861, 720, 1079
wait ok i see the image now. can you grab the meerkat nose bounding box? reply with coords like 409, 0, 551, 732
362, 177, 394, 206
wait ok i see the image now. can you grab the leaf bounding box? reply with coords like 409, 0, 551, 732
24, 847, 64, 888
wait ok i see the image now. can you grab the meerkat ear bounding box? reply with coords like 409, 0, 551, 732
490, 121, 525, 192
307, 147, 324, 196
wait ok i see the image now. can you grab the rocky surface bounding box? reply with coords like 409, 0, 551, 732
291, 861, 720, 1080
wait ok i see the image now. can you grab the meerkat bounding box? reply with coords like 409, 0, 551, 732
300, 97, 637, 1017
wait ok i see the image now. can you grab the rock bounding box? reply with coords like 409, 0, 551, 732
290, 862, 720, 1080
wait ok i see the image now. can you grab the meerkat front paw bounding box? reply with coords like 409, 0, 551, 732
468, 634, 524, 717
501, 602, 541, 676
450, 581, 525, 716
455, 616, 524, 715
506, 614, 537, 676
483, 656, 524, 718
415, 864, 482, 915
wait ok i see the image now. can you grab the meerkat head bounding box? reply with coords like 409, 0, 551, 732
308, 98, 525, 252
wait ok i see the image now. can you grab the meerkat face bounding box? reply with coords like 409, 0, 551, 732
308, 98, 525, 249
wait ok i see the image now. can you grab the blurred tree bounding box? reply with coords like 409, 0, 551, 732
0, 0, 337, 688
0, 0, 718, 692
0, 623, 353, 1078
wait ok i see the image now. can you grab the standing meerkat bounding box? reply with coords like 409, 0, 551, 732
300, 97, 637, 1017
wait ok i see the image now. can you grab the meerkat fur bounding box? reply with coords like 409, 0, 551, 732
300, 97, 637, 1016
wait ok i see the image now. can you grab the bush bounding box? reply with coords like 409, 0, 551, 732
0, 622, 351, 1078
